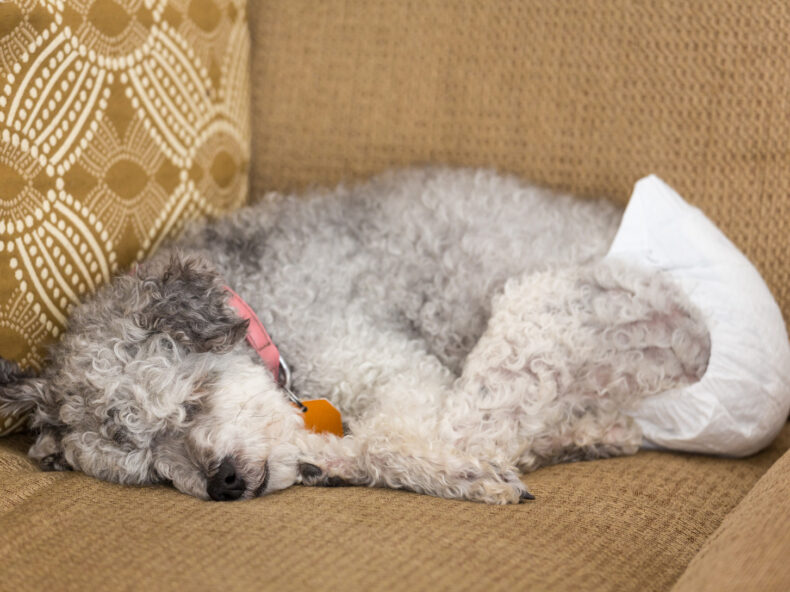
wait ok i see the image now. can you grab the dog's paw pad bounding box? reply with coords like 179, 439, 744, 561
473, 479, 532, 505
298, 462, 323, 482
38, 453, 72, 472
299, 463, 353, 488
460, 463, 533, 504
322, 476, 351, 487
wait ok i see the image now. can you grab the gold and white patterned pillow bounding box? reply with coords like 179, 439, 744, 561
0, 0, 250, 434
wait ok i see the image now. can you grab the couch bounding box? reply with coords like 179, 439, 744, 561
1, 2, 789, 590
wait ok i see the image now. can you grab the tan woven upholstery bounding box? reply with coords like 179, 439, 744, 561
251, 0, 790, 329
1, 426, 787, 591
1, 1, 789, 590
671, 445, 790, 592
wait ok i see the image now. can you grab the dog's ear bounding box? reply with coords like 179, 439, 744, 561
0, 360, 72, 470
0, 358, 47, 420
136, 252, 249, 353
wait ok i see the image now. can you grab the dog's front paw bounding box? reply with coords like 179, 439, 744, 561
298, 462, 323, 483
298, 462, 352, 487
454, 462, 534, 505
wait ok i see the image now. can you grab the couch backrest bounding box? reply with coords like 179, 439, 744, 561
250, 0, 790, 327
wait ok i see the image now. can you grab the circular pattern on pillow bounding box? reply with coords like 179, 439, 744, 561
0, 0, 250, 434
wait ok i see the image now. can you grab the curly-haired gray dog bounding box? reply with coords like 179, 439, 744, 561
0, 168, 710, 504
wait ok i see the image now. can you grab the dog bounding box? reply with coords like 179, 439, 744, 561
0, 167, 710, 504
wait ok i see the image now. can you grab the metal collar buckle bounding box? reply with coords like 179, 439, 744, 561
278, 357, 306, 412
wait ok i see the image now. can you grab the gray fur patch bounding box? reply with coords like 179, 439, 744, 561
134, 253, 249, 354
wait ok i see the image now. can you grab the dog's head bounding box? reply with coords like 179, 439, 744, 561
0, 252, 307, 500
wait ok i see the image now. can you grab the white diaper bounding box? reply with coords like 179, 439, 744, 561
606, 175, 790, 457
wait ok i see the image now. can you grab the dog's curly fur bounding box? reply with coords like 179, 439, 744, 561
0, 168, 710, 504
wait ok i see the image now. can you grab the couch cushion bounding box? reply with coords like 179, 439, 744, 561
1, 423, 787, 592
671, 438, 790, 592
0, 0, 251, 434
250, 0, 790, 331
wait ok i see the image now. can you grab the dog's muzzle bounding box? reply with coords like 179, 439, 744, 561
207, 457, 246, 501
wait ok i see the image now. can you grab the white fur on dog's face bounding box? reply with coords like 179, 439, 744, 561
3, 253, 307, 500
149, 353, 305, 500
47, 349, 303, 500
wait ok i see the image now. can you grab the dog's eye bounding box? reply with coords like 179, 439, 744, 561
184, 402, 200, 422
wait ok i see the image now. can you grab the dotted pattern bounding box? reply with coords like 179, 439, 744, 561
0, 0, 250, 434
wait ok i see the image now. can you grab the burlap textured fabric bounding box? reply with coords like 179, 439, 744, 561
0, 425, 788, 592
250, 0, 790, 331
671, 445, 790, 592
0, 0, 250, 434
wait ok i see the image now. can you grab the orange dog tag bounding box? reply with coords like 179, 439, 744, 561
300, 399, 344, 437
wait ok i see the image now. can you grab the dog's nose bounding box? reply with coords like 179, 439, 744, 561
207, 457, 246, 501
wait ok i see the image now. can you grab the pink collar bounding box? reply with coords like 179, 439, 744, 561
225, 287, 282, 384
227, 285, 343, 436
129, 266, 285, 379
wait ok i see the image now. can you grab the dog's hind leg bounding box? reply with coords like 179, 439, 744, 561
445, 259, 711, 471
